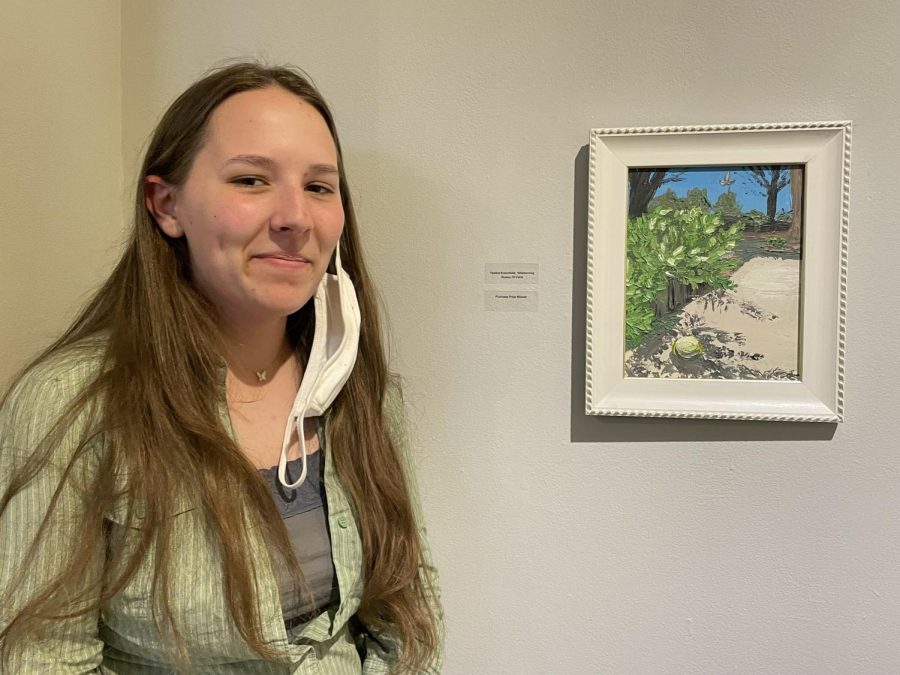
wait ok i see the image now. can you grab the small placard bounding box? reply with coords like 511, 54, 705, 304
484, 263, 539, 285
484, 290, 539, 312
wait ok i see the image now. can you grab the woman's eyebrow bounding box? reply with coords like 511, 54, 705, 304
221, 155, 338, 175
307, 163, 339, 175
222, 154, 277, 170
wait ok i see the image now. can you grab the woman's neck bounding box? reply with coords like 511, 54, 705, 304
220, 315, 293, 385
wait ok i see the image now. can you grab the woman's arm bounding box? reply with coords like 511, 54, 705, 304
0, 359, 106, 673
361, 384, 444, 674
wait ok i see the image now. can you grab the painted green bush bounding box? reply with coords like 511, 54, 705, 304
742, 209, 769, 231
625, 206, 743, 346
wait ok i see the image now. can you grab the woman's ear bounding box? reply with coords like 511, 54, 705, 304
144, 175, 183, 237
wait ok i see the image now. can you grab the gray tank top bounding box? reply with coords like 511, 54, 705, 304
257, 429, 338, 639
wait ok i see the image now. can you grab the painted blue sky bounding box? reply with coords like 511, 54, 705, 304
646, 165, 799, 214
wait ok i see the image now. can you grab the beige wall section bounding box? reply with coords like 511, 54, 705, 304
4, 0, 900, 672
0, 1, 122, 385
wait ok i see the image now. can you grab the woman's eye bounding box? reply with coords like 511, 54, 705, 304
307, 183, 335, 194
232, 176, 267, 187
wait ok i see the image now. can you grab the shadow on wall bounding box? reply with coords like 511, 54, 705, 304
569, 144, 836, 444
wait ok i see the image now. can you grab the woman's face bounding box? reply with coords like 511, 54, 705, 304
147, 85, 344, 326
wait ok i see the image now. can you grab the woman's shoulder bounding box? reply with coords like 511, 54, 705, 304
1, 335, 108, 451
4, 335, 107, 406
383, 376, 409, 433
383, 376, 405, 419
383, 376, 418, 470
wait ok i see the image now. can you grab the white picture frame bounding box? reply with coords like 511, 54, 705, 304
586, 122, 851, 422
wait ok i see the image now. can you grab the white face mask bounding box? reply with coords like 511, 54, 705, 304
277, 243, 360, 489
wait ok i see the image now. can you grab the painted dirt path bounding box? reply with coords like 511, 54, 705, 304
625, 256, 800, 380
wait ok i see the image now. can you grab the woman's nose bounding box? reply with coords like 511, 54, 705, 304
269, 184, 313, 232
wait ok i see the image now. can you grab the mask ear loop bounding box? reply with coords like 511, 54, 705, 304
277, 290, 325, 490
277, 424, 310, 490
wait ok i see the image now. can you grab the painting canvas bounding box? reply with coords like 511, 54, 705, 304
624, 165, 804, 381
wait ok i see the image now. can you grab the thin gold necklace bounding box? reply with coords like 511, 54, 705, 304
254, 343, 294, 383
225, 341, 292, 385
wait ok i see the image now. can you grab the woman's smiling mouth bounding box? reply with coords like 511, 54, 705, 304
252, 252, 312, 269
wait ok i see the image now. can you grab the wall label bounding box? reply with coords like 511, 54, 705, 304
484, 263, 539, 285
484, 290, 539, 312
484, 262, 538, 311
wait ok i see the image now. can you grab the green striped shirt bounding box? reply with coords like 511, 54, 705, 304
0, 342, 443, 673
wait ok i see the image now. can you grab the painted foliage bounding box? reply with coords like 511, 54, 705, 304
624, 165, 804, 380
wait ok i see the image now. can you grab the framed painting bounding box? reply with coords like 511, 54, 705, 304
585, 122, 850, 422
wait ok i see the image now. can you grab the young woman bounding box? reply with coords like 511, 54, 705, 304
0, 63, 442, 673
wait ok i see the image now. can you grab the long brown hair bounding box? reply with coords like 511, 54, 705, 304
0, 62, 439, 671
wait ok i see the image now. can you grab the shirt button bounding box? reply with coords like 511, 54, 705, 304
337, 515, 349, 529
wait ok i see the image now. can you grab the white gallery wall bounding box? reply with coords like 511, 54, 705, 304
3, 1, 900, 672
0, 1, 122, 383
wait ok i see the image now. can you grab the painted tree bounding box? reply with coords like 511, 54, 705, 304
648, 186, 711, 213
785, 166, 803, 247
684, 187, 712, 210
628, 170, 683, 219
713, 190, 742, 218
648, 188, 681, 212
743, 166, 790, 221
